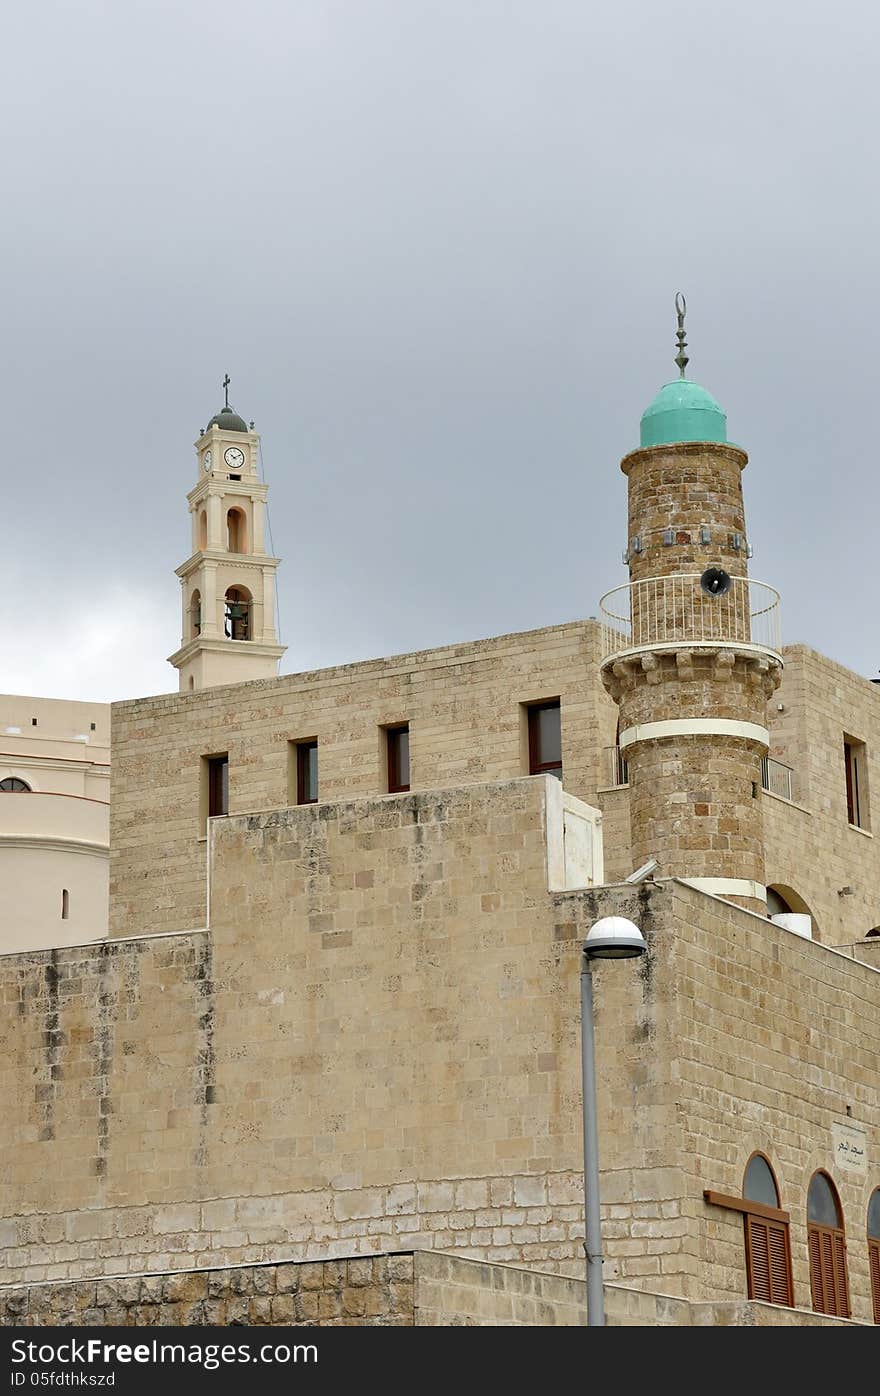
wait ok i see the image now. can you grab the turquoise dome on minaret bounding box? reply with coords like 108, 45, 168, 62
639, 378, 727, 448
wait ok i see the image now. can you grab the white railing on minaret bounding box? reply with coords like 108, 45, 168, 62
599, 574, 781, 661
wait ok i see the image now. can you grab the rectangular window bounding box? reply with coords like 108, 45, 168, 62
386, 725, 410, 793
200, 753, 229, 831
292, 739, 318, 805
844, 737, 869, 829
527, 700, 562, 780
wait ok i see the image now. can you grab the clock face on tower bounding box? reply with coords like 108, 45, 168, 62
202, 450, 212, 473
224, 446, 246, 471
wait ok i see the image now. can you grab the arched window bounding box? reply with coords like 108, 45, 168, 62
742, 1154, 793, 1306
190, 589, 202, 638
226, 507, 248, 554
766, 887, 794, 916
0, 777, 31, 791
61, 889, 69, 920
766, 884, 816, 939
807, 1172, 850, 1317
868, 1188, 880, 1324
224, 586, 251, 641
198, 510, 207, 549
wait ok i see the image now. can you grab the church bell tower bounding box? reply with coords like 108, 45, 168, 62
168, 378, 286, 692
600, 298, 783, 912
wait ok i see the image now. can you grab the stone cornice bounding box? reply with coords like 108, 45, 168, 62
167, 637, 287, 667
601, 645, 783, 702
174, 551, 281, 580
0, 834, 108, 857
186, 478, 269, 506
620, 440, 749, 476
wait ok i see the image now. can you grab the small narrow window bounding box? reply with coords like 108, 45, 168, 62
31, 717, 37, 727
61, 889, 69, 920
190, 589, 202, 639
807, 1171, 850, 1317
844, 737, 869, 830
206, 755, 229, 819
527, 700, 562, 780
90, 722, 96, 731
869, 1188, 880, 1325
293, 740, 318, 805
386, 725, 410, 794
227, 507, 248, 554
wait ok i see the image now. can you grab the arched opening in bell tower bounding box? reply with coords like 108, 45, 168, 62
224, 586, 252, 641
198, 510, 207, 549
227, 507, 248, 554
190, 590, 202, 639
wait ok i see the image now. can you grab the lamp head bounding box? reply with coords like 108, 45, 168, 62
584, 916, 646, 960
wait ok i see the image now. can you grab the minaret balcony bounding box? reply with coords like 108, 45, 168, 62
599, 574, 782, 667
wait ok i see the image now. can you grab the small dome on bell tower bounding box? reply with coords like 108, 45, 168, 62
207, 405, 249, 433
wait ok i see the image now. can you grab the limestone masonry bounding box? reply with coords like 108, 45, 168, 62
2, 340, 879, 1327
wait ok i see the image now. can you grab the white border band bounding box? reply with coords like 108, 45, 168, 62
618, 718, 769, 750
683, 877, 766, 900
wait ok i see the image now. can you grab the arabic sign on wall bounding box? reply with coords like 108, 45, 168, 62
831, 1121, 868, 1175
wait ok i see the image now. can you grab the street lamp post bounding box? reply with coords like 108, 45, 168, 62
580, 915, 647, 1327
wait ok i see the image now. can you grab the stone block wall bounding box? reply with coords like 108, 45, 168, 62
2, 1252, 863, 1327
763, 645, 880, 943
587, 879, 880, 1321
621, 442, 750, 586
2, 780, 614, 1287
110, 620, 618, 938
1, 1255, 414, 1327
4, 773, 878, 1320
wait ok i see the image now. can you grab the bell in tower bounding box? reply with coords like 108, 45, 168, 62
168, 377, 287, 692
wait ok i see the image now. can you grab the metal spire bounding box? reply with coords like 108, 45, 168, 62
674, 293, 688, 378
222, 373, 231, 408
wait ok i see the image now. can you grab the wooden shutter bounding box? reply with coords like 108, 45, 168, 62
809, 1226, 823, 1310
809, 1223, 850, 1317
767, 1220, 793, 1306
746, 1214, 792, 1306
869, 1239, 880, 1325
746, 1216, 771, 1301
832, 1232, 850, 1318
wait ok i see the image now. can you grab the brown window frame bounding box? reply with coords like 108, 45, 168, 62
296, 740, 318, 805
870, 1238, 880, 1326
386, 724, 410, 794
844, 736, 869, 830
807, 1171, 850, 1318
527, 699, 562, 779
207, 754, 229, 819
869, 1189, 880, 1325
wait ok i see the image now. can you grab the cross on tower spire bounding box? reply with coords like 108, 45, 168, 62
223, 373, 231, 408
674, 293, 689, 378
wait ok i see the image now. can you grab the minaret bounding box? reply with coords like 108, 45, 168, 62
600, 297, 783, 912
168, 378, 286, 692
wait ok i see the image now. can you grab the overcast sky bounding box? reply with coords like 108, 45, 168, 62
3, 0, 879, 703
